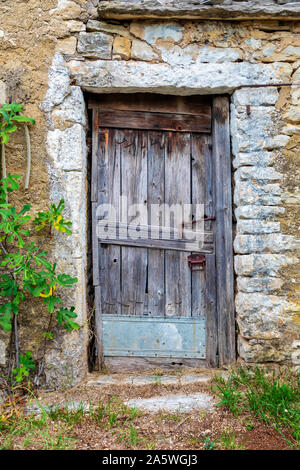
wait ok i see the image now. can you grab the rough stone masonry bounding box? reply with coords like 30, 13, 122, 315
0, 0, 299, 388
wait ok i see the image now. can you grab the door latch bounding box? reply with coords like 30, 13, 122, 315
188, 254, 206, 272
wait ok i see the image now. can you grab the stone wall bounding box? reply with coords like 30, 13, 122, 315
0, 1, 299, 387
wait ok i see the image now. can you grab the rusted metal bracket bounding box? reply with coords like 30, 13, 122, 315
188, 254, 206, 272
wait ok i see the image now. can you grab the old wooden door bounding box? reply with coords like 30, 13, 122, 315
90, 94, 235, 371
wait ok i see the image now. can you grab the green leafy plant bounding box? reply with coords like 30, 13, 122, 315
12, 351, 35, 383
0, 102, 35, 189
203, 437, 217, 450
0, 103, 35, 145
0, 173, 78, 385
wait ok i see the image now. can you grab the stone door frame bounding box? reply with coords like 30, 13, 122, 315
42, 52, 293, 380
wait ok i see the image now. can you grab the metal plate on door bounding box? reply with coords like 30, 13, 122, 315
102, 315, 206, 358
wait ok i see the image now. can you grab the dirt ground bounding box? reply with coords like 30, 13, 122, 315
24, 371, 294, 451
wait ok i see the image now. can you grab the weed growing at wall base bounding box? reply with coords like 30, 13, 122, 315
0, 173, 79, 388
213, 367, 300, 448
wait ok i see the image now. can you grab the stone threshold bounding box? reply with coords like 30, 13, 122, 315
87, 371, 228, 387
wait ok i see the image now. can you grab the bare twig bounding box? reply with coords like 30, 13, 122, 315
175, 416, 190, 430
24, 124, 31, 190
1, 142, 6, 179
0, 241, 19, 371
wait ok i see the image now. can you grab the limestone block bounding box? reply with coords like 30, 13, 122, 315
54, 257, 87, 326
0, 81, 6, 105
283, 106, 300, 123
86, 20, 131, 38
46, 124, 86, 172
263, 135, 290, 150
281, 124, 300, 136
234, 233, 297, 254
0, 340, 5, 366
131, 39, 158, 61
232, 151, 276, 168
52, 86, 86, 126
235, 205, 285, 220
233, 151, 276, 169
292, 65, 300, 81
41, 54, 71, 113
130, 22, 182, 44
65, 20, 86, 33
261, 45, 300, 62
58, 171, 87, 236
237, 220, 281, 235
67, 59, 292, 95
237, 276, 283, 294
231, 106, 278, 139
236, 293, 288, 340
282, 189, 300, 204
291, 341, 300, 366
45, 328, 88, 388
77, 32, 113, 59
231, 106, 282, 156
98, 1, 300, 20
56, 37, 77, 55
234, 254, 297, 277
159, 45, 242, 66
232, 88, 279, 106
50, 0, 82, 20
238, 337, 290, 363
113, 37, 131, 60
289, 87, 300, 106
235, 167, 283, 182
234, 180, 282, 206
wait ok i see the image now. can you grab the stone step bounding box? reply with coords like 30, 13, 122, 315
87, 374, 212, 387
125, 392, 216, 413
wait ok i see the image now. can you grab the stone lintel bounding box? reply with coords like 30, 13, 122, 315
98, 1, 300, 21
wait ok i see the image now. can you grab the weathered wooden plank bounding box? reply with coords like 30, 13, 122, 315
98, 128, 122, 315
92, 202, 100, 288
121, 130, 148, 315
94, 285, 104, 370
91, 110, 99, 203
100, 238, 213, 253
205, 254, 218, 368
212, 96, 235, 366
191, 134, 206, 318
104, 356, 207, 373
88, 93, 211, 117
97, 221, 213, 243
203, 133, 218, 368
147, 131, 165, 316
165, 132, 191, 317
97, 109, 211, 133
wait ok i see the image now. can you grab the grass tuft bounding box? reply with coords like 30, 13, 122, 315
212, 367, 300, 448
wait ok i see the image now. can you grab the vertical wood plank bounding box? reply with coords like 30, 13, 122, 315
212, 96, 235, 366
121, 130, 148, 315
91, 110, 99, 203
203, 133, 218, 367
98, 128, 121, 315
147, 131, 165, 316
94, 285, 103, 370
205, 254, 218, 368
191, 134, 206, 318
92, 201, 100, 287
165, 132, 191, 317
